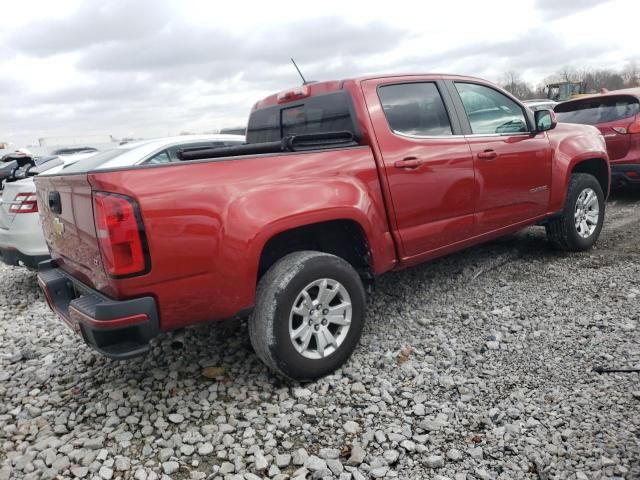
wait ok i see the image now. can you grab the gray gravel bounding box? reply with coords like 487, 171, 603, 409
1, 193, 640, 480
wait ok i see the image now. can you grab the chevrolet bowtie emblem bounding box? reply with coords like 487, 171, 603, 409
52, 217, 65, 236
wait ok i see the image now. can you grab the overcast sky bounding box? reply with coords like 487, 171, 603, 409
1, 0, 637, 146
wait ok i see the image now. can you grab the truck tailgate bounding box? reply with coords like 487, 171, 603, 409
35, 174, 109, 290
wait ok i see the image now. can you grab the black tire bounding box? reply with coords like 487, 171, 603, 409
249, 251, 366, 381
546, 173, 605, 251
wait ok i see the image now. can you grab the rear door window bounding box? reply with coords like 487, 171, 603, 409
455, 82, 529, 135
377, 82, 453, 136
555, 96, 640, 125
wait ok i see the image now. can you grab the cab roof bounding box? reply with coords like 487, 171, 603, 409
252, 73, 488, 110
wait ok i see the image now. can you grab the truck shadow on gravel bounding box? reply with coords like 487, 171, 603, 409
608, 185, 640, 204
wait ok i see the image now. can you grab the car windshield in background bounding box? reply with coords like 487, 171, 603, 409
29, 156, 63, 175
555, 95, 640, 125
246, 91, 358, 143
57, 148, 130, 174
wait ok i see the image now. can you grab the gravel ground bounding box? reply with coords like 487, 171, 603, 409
1, 192, 639, 480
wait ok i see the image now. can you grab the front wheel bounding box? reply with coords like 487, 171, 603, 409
546, 173, 605, 251
249, 251, 366, 381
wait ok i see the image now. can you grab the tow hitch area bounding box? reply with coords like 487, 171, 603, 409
37, 260, 159, 359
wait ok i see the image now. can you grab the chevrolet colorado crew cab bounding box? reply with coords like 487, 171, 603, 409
35, 74, 609, 381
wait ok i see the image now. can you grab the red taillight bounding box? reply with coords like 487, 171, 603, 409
93, 192, 148, 277
626, 171, 640, 178
277, 85, 310, 103
627, 119, 640, 134
10, 192, 38, 214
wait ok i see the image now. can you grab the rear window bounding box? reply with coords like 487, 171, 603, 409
246, 91, 359, 143
555, 95, 640, 125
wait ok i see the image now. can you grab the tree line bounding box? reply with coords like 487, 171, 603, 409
501, 60, 639, 100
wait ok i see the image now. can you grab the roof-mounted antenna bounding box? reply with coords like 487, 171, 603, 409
291, 57, 310, 85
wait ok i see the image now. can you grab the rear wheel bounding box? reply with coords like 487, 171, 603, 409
546, 173, 605, 251
249, 251, 366, 381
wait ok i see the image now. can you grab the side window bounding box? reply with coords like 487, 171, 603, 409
146, 150, 171, 165
455, 82, 529, 135
378, 83, 453, 136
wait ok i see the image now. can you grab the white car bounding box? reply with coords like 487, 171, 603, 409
0, 134, 244, 268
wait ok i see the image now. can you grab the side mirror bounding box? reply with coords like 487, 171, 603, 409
535, 109, 557, 132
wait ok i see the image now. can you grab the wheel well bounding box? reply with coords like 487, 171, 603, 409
258, 220, 372, 282
572, 159, 609, 196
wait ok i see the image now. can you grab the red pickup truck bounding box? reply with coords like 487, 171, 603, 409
35, 74, 609, 381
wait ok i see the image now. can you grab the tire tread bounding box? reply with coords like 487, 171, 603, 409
249, 251, 364, 381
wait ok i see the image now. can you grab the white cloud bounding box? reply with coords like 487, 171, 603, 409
0, 0, 637, 146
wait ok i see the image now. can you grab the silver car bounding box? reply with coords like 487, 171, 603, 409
0, 152, 96, 267
0, 134, 244, 268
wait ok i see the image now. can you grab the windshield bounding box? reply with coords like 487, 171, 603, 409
29, 157, 63, 175
555, 95, 639, 125
55, 148, 131, 174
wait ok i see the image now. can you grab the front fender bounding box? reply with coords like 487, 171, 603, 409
547, 125, 609, 212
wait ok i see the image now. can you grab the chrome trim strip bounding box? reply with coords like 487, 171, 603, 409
390, 130, 456, 140
390, 130, 534, 140
465, 132, 532, 138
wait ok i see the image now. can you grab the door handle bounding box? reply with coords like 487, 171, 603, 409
394, 157, 422, 169
477, 150, 498, 160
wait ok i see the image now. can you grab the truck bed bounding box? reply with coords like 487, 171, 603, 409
35, 146, 394, 331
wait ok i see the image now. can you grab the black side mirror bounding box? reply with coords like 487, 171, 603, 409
0, 160, 18, 182
535, 109, 557, 132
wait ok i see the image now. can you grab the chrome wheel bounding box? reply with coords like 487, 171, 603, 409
289, 278, 352, 359
574, 187, 599, 238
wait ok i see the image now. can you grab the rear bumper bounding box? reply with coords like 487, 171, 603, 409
0, 247, 48, 269
37, 260, 159, 360
611, 164, 640, 187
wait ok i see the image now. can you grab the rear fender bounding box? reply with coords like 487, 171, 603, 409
230, 179, 397, 294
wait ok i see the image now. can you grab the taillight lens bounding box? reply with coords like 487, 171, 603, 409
628, 119, 640, 134
93, 192, 149, 277
10, 192, 38, 214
